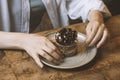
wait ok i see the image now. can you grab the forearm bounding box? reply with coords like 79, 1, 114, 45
88, 10, 104, 23
0, 31, 26, 49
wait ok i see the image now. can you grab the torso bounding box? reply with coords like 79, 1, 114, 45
30, 0, 46, 32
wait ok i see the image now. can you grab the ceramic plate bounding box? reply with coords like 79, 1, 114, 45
41, 32, 97, 69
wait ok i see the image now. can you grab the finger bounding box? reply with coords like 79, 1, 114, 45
86, 25, 91, 37
47, 40, 64, 58
44, 47, 60, 60
44, 38, 61, 59
46, 38, 63, 56
89, 24, 105, 46
97, 28, 109, 48
42, 43, 61, 60
45, 38, 57, 50
32, 54, 44, 68
85, 25, 92, 47
86, 23, 99, 45
38, 50, 54, 62
56, 49, 65, 59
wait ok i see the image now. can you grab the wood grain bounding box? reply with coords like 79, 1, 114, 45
0, 15, 120, 80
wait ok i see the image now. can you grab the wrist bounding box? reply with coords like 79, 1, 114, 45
13, 33, 29, 50
88, 10, 104, 23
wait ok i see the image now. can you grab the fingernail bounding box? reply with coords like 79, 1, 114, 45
53, 60, 57, 63
89, 44, 92, 47
96, 45, 100, 48
57, 53, 65, 60
40, 64, 44, 68
53, 60, 60, 65
53, 59, 64, 65
59, 59, 64, 63
41, 66, 44, 68
61, 54, 65, 59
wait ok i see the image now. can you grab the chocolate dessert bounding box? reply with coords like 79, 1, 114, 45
55, 28, 78, 57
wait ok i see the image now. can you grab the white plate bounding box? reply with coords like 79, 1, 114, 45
41, 32, 97, 69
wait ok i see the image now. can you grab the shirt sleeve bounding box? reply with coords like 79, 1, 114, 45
67, 0, 112, 22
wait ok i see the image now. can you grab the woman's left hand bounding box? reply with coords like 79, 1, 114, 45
85, 21, 109, 48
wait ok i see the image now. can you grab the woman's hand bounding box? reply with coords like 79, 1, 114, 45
85, 21, 109, 48
0, 32, 63, 68
86, 10, 110, 48
22, 34, 63, 68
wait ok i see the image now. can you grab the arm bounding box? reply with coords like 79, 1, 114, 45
85, 10, 109, 48
67, 0, 111, 48
0, 31, 62, 68
0, 31, 25, 49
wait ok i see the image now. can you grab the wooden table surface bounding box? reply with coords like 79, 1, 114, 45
0, 15, 120, 80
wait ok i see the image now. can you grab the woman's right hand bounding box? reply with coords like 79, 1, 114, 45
0, 32, 63, 68
21, 33, 63, 68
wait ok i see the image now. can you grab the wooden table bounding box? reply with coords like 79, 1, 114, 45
0, 15, 120, 80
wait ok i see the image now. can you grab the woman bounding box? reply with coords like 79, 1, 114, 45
0, 0, 111, 68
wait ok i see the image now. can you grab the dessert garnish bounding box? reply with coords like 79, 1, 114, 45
55, 28, 77, 45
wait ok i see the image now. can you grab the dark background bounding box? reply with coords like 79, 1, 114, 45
103, 0, 120, 15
